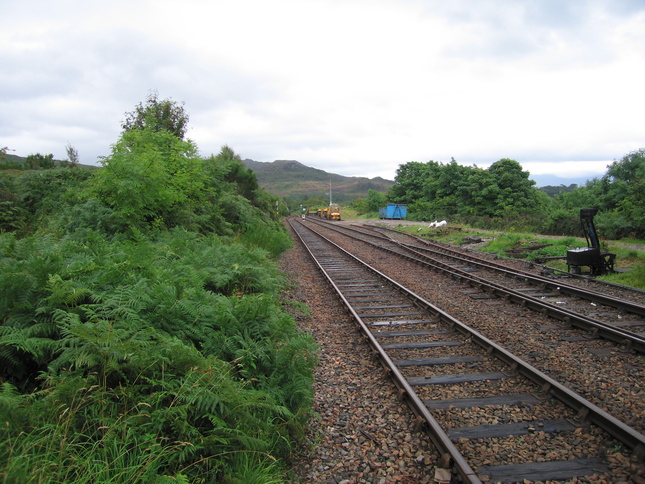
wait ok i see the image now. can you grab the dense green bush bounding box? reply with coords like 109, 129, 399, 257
0, 216, 314, 482
0, 96, 315, 482
388, 149, 645, 239
541, 208, 581, 236
389, 158, 549, 221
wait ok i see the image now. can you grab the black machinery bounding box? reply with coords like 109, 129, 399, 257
566, 208, 615, 275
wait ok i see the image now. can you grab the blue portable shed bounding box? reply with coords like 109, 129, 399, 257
379, 204, 408, 220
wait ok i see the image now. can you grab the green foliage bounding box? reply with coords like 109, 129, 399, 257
218, 145, 259, 200
390, 157, 549, 224
0, 158, 25, 170
348, 196, 368, 215
239, 219, 293, 258
65, 143, 80, 165
0, 94, 317, 482
542, 208, 581, 236
539, 183, 579, 198
0, 173, 24, 231
92, 128, 205, 231
604, 149, 645, 238
0, 223, 315, 481
389, 150, 644, 239
0, 167, 94, 234
0, 356, 289, 483
25, 153, 55, 169
121, 91, 189, 140
365, 188, 387, 212
548, 149, 645, 238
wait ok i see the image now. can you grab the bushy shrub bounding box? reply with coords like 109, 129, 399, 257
0, 226, 315, 482
1, 96, 315, 482
541, 209, 581, 236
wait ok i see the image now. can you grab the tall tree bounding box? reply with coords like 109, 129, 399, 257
65, 143, 79, 166
389, 161, 434, 203
121, 91, 189, 140
25, 153, 55, 169
365, 188, 387, 212
92, 128, 204, 229
487, 158, 540, 215
210, 145, 259, 201
601, 148, 645, 237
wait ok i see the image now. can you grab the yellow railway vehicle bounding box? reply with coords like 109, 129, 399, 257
317, 204, 341, 220
329, 204, 341, 220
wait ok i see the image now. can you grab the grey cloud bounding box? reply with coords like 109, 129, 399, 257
425, 0, 634, 65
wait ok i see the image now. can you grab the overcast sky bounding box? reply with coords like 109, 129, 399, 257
2, 0, 644, 181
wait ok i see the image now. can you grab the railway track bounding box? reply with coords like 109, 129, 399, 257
289, 217, 645, 483
369, 223, 645, 318
304, 217, 645, 354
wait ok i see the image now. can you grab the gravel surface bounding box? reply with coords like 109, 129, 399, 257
280, 219, 645, 483
281, 231, 440, 483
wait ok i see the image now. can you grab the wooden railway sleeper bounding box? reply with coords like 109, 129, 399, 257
397, 387, 407, 402
508, 361, 520, 376
413, 415, 425, 433
539, 381, 552, 397
634, 443, 645, 460
573, 406, 591, 425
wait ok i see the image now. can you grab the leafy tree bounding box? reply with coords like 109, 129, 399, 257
601, 149, 644, 209
348, 196, 368, 214
0, 93, 316, 482
121, 90, 189, 140
92, 128, 205, 230
25, 153, 55, 170
540, 184, 579, 198
460, 168, 498, 216
389, 157, 553, 225
541, 149, 645, 238
389, 161, 434, 203
366, 188, 387, 212
65, 143, 79, 166
215, 145, 259, 201
600, 149, 645, 237
431, 159, 471, 217
487, 158, 540, 215
554, 178, 603, 211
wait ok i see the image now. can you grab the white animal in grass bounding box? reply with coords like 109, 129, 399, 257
428, 220, 447, 228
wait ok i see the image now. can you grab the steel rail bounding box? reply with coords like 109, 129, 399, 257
370, 223, 645, 317
395, 241, 645, 353
290, 218, 645, 476
309, 218, 645, 353
289, 218, 481, 483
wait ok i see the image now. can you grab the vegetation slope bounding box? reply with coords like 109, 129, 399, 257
0, 93, 317, 483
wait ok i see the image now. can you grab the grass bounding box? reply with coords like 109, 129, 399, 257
337, 208, 379, 221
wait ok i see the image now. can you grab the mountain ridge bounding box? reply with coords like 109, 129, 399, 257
242, 159, 394, 203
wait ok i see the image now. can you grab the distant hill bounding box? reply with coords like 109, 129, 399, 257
530, 173, 596, 188
242, 159, 394, 203
0, 153, 97, 170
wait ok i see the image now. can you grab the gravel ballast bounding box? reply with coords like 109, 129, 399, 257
281, 228, 440, 484
280, 220, 645, 483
